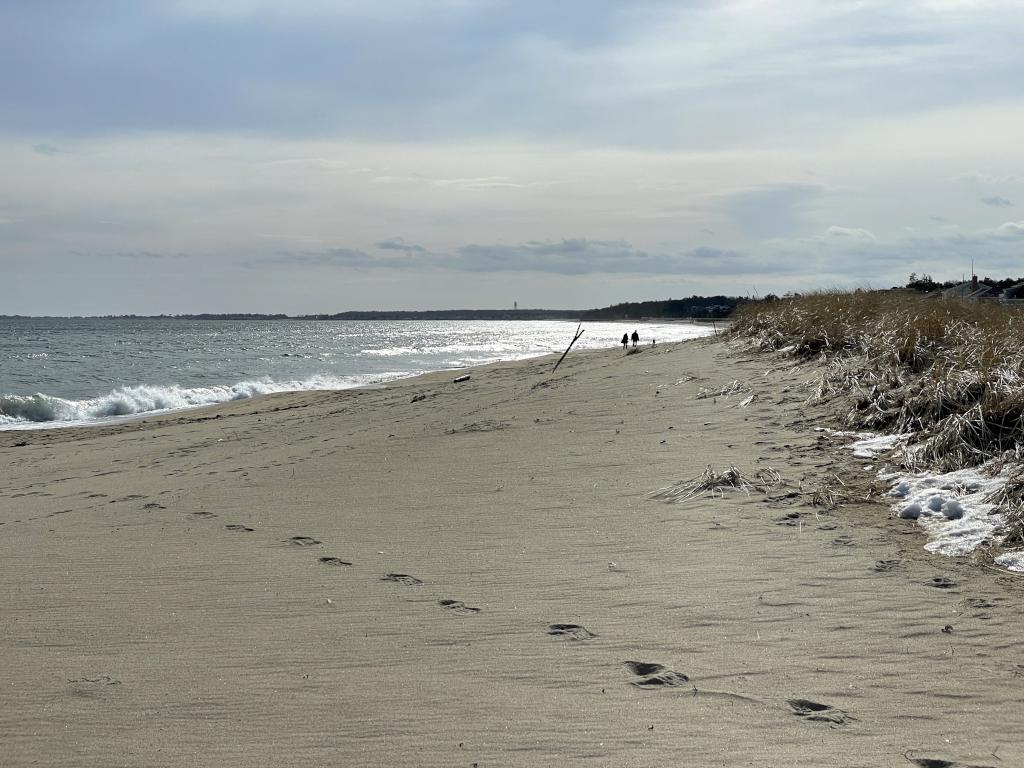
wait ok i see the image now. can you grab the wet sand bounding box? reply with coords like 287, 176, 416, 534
2, 339, 1022, 767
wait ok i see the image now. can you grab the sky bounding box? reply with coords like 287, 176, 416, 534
2, 0, 1023, 314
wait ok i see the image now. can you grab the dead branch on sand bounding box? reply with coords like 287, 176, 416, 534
552, 324, 585, 373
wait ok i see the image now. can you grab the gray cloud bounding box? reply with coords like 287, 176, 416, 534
982, 196, 1013, 207
32, 143, 65, 156
1, 1, 1021, 149
725, 184, 823, 240
245, 248, 377, 269
955, 172, 1021, 185
451, 240, 750, 275
995, 221, 1024, 239
246, 238, 755, 276
769, 221, 1024, 282
376, 238, 428, 254
69, 249, 191, 260
824, 226, 876, 243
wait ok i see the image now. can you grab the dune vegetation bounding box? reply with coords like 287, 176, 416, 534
729, 290, 1024, 546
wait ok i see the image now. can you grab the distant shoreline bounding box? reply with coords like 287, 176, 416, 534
0, 311, 730, 321
0, 296, 741, 321
1, 310, 581, 321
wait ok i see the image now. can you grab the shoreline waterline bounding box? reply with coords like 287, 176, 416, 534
1, 321, 713, 430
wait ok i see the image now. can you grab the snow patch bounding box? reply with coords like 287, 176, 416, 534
889, 467, 1006, 556
827, 428, 1011, 559
814, 427, 910, 457
994, 550, 1024, 572
850, 433, 910, 458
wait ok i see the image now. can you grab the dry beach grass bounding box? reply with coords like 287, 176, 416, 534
731, 291, 1024, 547
2, 337, 1023, 766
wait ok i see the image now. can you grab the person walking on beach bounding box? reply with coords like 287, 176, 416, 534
631, 330, 639, 347
621, 333, 629, 350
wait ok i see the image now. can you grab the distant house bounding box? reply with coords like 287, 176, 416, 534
934, 276, 1000, 303
999, 282, 1024, 306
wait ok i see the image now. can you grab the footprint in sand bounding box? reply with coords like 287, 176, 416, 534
189, 511, 217, 519
904, 755, 995, 768
285, 536, 322, 547
961, 597, 995, 609
874, 559, 904, 572
547, 623, 596, 640
319, 556, 353, 567
67, 675, 122, 698
439, 599, 481, 615
925, 576, 958, 589
68, 675, 120, 685
623, 661, 690, 688
787, 698, 855, 727
225, 524, 254, 532
960, 597, 997, 620
382, 572, 423, 585
831, 535, 855, 547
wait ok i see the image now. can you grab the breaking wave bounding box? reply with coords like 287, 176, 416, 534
0, 373, 409, 429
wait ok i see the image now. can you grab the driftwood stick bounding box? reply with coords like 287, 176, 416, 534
552, 324, 584, 372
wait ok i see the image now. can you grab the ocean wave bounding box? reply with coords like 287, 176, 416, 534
0, 373, 409, 429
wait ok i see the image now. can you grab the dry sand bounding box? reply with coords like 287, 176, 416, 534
2, 338, 1022, 767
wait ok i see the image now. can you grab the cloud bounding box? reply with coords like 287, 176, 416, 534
376, 238, 427, 253
256, 233, 324, 243
246, 247, 378, 269
725, 184, 823, 240
169, 0, 488, 22
995, 221, 1024, 238
246, 238, 756, 276
69, 249, 191, 260
2, 0, 1021, 149
752, 216, 1024, 286
825, 226, 877, 242
32, 143, 65, 156
433, 177, 537, 190
981, 195, 1013, 207
954, 172, 1021, 184
454, 239, 645, 274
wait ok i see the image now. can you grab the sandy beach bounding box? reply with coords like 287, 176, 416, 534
2, 337, 1022, 767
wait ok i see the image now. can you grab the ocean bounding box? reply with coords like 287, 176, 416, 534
0, 317, 714, 429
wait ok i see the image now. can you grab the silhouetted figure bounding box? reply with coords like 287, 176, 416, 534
631, 330, 639, 347
621, 333, 629, 350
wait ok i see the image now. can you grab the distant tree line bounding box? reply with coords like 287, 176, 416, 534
580, 296, 741, 320
904, 273, 1024, 292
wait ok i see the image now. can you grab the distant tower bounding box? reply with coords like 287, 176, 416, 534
514, 301, 518, 310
